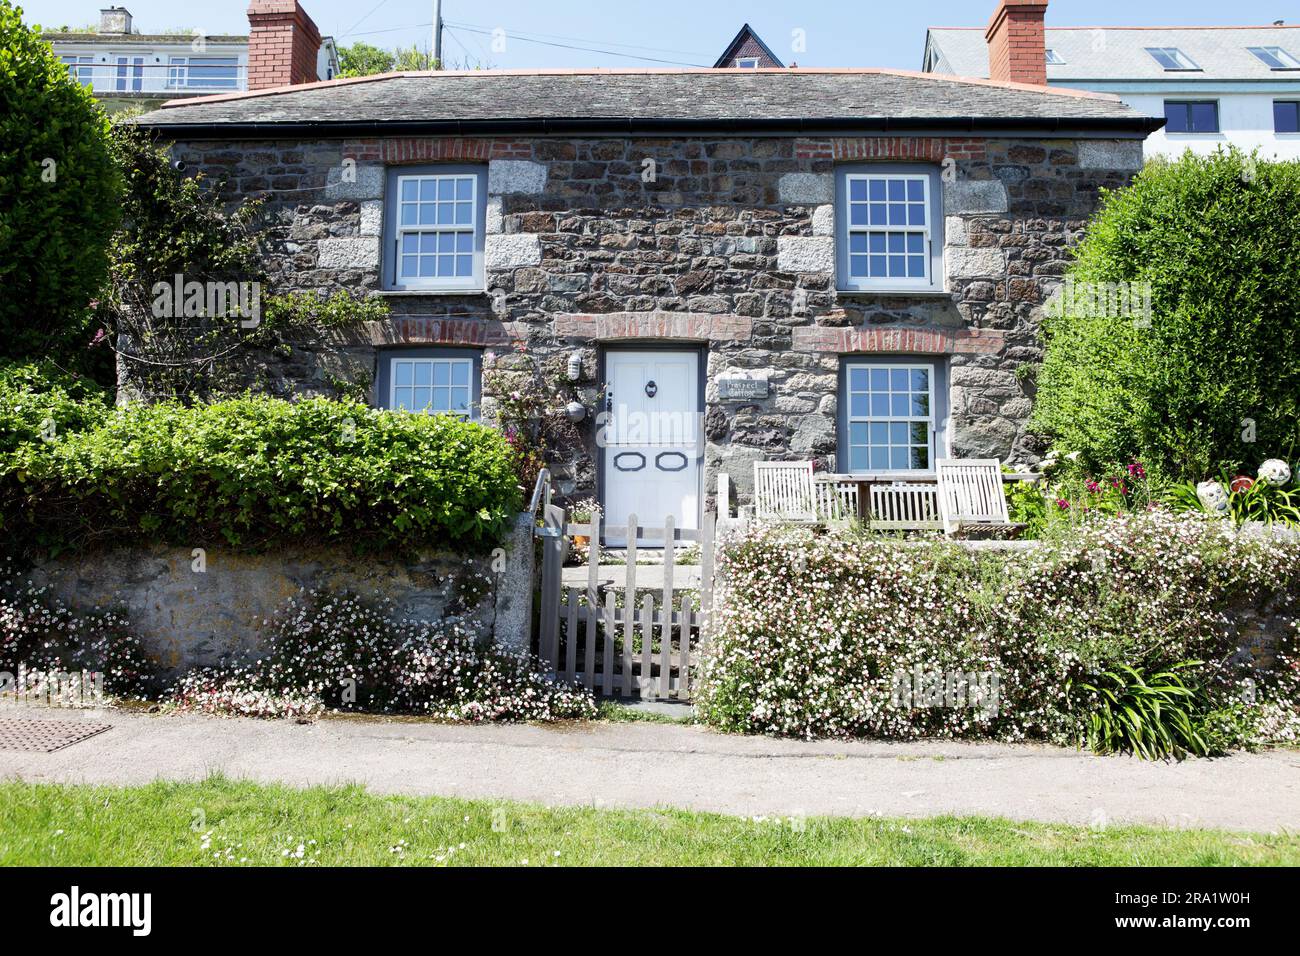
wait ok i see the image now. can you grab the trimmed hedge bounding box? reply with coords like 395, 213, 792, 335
1, 380, 522, 556
1031, 149, 1300, 480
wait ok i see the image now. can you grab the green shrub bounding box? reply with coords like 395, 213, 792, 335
0, 1, 120, 365
1069, 661, 1212, 759
3, 390, 522, 556
1031, 149, 1300, 481
0, 362, 109, 455
695, 512, 1300, 754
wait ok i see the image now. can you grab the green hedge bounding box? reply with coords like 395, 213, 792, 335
1, 378, 522, 555
1031, 149, 1300, 480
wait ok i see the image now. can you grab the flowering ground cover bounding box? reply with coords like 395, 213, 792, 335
1, 777, 1296, 867
696, 511, 1300, 749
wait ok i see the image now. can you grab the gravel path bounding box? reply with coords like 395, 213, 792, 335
2, 704, 1297, 831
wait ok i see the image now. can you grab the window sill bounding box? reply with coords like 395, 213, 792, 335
835, 288, 954, 299
376, 288, 489, 297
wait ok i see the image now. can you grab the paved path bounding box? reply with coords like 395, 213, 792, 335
2, 704, 1298, 831
560, 563, 701, 591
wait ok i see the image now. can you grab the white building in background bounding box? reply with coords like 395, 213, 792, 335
924, 16, 1300, 160
44, 6, 338, 111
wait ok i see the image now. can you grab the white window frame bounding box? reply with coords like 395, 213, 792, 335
113, 54, 145, 92
1249, 46, 1300, 70
841, 172, 934, 291
735, 56, 761, 68
388, 357, 475, 417
1145, 47, 1200, 71
1044, 48, 1065, 65
843, 361, 938, 476
167, 55, 240, 90
391, 172, 481, 291
60, 54, 94, 86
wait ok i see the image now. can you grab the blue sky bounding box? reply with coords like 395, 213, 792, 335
21, 0, 1296, 70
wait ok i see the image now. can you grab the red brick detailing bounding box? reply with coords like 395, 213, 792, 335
375, 139, 534, 164
246, 0, 321, 90
552, 313, 752, 343
790, 326, 1005, 355
380, 318, 529, 347
985, 0, 1048, 87
795, 137, 988, 163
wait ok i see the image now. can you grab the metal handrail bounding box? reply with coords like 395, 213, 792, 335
527, 468, 551, 519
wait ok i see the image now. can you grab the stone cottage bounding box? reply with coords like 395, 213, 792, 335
134, 0, 1160, 537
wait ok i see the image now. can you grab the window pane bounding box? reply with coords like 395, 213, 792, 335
419, 204, 437, 225
456, 178, 473, 200
430, 388, 451, 412
887, 180, 905, 201
910, 446, 930, 470
1164, 102, 1190, 133
849, 394, 870, 417
890, 393, 910, 415
401, 180, 418, 201
452, 387, 470, 413
437, 179, 454, 200
850, 205, 868, 226
910, 422, 930, 444
412, 387, 431, 409
418, 257, 435, 277
419, 180, 437, 201
868, 180, 886, 201
850, 255, 869, 277
908, 204, 926, 226
869, 204, 887, 225
911, 392, 930, 415
394, 362, 413, 386
870, 393, 889, 415
888, 256, 906, 277
869, 255, 887, 276
850, 446, 869, 471
413, 362, 432, 386
400, 255, 418, 277
1191, 102, 1218, 132
850, 179, 868, 201
889, 422, 909, 445
908, 256, 926, 277
850, 368, 870, 390
868, 234, 886, 253
868, 422, 888, 444
890, 447, 909, 470
869, 369, 889, 390
910, 368, 929, 391
889, 369, 908, 390
870, 447, 889, 470
906, 180, 925, 201
1275, 101, 1300, 133
849, 423, 869, 446
888, 204, 907, 226
849, 233, 868, 253
451, 362, 470, 386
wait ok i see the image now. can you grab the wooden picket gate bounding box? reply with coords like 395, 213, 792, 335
535, 501, 715, 700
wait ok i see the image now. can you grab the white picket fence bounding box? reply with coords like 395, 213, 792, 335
536, 504, 715, 700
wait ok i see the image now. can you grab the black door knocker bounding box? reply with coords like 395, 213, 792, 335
645, 380, 658, 398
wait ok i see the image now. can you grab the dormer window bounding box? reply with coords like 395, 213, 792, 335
1248, 46, 1300, 70
1145, 47, 1200, 71
1044, 48, 1064, 65
735, 57, 760, 68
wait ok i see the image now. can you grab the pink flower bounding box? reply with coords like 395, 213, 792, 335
1127, 462, 1146, 479
1055, 498, 1070, 510
1086, 480, 1099, 493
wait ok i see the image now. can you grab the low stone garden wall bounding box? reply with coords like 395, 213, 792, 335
23, 515, 535, 677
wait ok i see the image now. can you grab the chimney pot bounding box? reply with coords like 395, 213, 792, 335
985, 0, 1049, 86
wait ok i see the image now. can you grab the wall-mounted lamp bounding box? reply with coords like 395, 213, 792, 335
566, 352, 583, 381
564, 401, 587, 423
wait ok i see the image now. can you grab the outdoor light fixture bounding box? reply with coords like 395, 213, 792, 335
564, 401, 587, 422
567, 352, 583, 381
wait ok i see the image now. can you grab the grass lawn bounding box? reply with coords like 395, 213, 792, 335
0, 777, 1295, 866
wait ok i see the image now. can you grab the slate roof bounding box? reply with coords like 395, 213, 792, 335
133, 67, 1158, 136
925, 25, 1300, 82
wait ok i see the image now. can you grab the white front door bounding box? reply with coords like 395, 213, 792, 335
603, 350, 701, 547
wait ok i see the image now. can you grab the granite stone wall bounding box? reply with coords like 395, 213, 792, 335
170, 132, 1145, 507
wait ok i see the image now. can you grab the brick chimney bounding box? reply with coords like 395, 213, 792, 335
985, 0, 1048, 85
247, 0, 321, 90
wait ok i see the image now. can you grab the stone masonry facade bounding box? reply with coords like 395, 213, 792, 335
172, 132, 1144, 506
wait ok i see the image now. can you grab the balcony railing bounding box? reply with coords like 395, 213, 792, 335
60, 58, 248, 94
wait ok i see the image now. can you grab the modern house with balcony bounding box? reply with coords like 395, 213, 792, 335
923, 1, 1300, 159
44, 5, 338, 112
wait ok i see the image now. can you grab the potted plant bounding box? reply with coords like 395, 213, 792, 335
569, 497, 601, 548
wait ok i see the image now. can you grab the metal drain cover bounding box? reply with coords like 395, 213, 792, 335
0, 718, 112, 753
